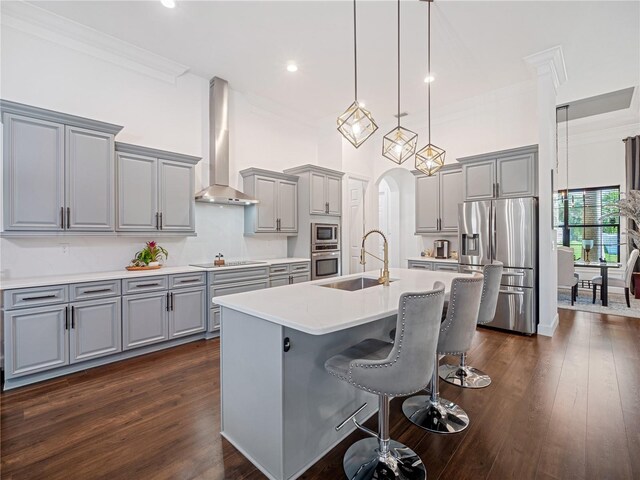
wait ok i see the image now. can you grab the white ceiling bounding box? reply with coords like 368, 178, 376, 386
25, 1, 640, 124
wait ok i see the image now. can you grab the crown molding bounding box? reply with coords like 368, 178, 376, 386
1, 1, 190, 84
523, 45, 568, 91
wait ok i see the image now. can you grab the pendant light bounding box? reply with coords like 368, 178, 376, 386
337, 0, 378, 148
415, 0, 445, 176
382, 0, 418, 164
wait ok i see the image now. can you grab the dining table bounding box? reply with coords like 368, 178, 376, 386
574, 260, 622, 306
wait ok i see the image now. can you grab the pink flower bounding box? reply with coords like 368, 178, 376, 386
147, 241, 157, 249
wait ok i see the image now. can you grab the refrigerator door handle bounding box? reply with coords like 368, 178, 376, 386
492, 203, 497, 261
499, 289, 525, 296
487, 203, 493, 261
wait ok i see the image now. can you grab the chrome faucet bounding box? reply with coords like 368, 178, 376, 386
360, 229, 390, 286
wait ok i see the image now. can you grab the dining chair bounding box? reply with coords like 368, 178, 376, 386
557, 246, 579, 305
592, 249, 639, 307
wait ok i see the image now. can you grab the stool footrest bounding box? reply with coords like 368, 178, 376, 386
335, 402, 368, 431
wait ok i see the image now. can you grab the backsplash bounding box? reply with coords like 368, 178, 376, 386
0, 204, 287, 281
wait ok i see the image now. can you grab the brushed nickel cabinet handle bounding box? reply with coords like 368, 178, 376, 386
66, 207, 70, 229
178, 279, 200, 284
64, 306, 69, 330
83, 288, 112, 294
23, 294, 57, 301
60, 207, 64, 229
71, 305, 75, 329
159, 213, 163, 230
136, 283, 160, 288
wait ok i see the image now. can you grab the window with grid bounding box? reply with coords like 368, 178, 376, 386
554, 185, 620, 262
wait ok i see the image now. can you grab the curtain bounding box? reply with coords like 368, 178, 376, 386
624, 135, 640, 291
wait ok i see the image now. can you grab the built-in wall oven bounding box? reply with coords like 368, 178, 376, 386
311, 247, 341, 280
312, 223, 339, 245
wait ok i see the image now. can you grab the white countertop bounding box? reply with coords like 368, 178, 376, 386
214, 268, 472, 336
407, 256, 459, 264
0, 257, 310, 290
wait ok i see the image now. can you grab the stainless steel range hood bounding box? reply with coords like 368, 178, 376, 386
195, 77, 258, 205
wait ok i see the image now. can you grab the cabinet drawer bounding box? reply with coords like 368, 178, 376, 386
434, 263, 460, 272
122, 275, 168, 294
3, 285, 68, 310
70, 280, 121, 301
169, 272, 206, 289
210, 279, 270, 306
208, 266, 269, 285
290, 262, 310, 273
407, 261, 433, 270
269, 264, 290, 275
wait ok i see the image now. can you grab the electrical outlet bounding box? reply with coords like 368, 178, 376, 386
61, 243, 70, 256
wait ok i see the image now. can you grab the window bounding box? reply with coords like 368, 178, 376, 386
554, 185, 620, 262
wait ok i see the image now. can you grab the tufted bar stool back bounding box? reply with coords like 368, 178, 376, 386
324, 284, 445, 480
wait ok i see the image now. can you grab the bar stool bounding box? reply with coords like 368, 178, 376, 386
402, 274, 484, 434
439, 262, 503, 388
324, 286, 445, 480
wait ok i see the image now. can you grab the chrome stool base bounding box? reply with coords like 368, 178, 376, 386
439, 363, 491, 389
343, 437, 426, 480
402, 395, 469, 434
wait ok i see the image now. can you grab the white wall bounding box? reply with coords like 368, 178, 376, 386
0, 26, 315, 280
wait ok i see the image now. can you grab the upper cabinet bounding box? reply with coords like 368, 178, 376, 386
459, 145, 538, 201
283, 164, 344, 217
1, 101, 122, 232
116, 143, 200, 234
241, 168, 298, 235
415, 164, 463, 234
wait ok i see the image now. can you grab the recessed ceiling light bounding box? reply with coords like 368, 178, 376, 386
424, 74, 435, 83
286, 63, 298, 73
161, 0, 175, 8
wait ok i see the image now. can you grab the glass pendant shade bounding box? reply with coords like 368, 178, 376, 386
382, 126, 418, 165
415, 143, 446, 176
337, 101, 378, 148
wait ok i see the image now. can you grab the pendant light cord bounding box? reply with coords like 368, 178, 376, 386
397, 0, 401, 126
353, 0, 358, 101
427, 0, 431, 143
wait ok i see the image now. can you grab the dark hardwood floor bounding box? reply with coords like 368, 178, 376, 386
1, 309, 638, 480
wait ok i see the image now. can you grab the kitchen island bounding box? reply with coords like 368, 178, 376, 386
214, 267, 470, 480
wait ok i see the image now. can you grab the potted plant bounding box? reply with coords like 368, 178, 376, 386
608, 190, 640, 249
129, 241, 168, 268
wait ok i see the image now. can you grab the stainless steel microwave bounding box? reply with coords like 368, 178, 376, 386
311, 223, 339, 245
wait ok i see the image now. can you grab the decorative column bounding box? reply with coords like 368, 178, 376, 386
524, 46, 567, 337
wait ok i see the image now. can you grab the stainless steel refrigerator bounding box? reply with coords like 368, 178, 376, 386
458, 198, 538, 334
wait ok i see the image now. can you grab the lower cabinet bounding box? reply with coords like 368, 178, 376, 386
70, 297, 122, 363
122, 292, 168, 350
4, 304, 69, 377
270, 275, 291, 288
169, 287, 206, 338
291, 273, 311, 284
209, 307, 221, 333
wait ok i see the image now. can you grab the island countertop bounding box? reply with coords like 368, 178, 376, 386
214, 267, 471, 335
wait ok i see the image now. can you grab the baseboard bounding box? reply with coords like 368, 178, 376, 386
538, 312, 559, 337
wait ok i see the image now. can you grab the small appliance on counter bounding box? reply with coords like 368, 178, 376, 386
214, 253, 225, 266
434, 239, 451, 259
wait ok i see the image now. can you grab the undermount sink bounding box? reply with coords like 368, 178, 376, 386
319, 276, 392, 292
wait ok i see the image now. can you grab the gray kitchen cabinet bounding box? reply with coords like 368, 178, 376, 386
268, 261, 310, 287
459, 145, 538, 201
434, 263, 460, 272
116, 142, 200, 233
69, 297, 122, 363
122, 292, 169, 350
210, 307, 221, 333
1, 101, 123, 233
169, 287, 206, 338
414, 164, 462, 234
241, 169, 299, 235
2, 114, 65, 231
284, 165, 344, 217
4, 304, 69, 377
291, 273, 311, 284
159, 159, 195, 231
116, 152, 158, 231
66, 126, 115, 231
270, 275, 291, 288
407, 260, 433, 270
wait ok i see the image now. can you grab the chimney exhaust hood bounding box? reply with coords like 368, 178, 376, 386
195, 77, 258, 205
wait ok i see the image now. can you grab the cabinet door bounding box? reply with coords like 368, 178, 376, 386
277, 180, 298, 232
4, 304, 69, 377
122, 292, 168, 350
497, 154, 536, 198
310, 173, 327, 214
407, 261, 433, 270
117, 152, 158, 231
463, 160, 496, 201
209, 307, 221, 332
159, 159, 194, 231
439, 169, 463, 232
433, 263, 460, 272
66, 126, 115, 231
415, 175, 439, 233
70, 298, 121, 364
3, 114, 65, 231
169, 287, 206, 338
326, 176, 342, 216
291, 273, 310, 284
254, 176, 278, 232
270, 275, 290, 288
